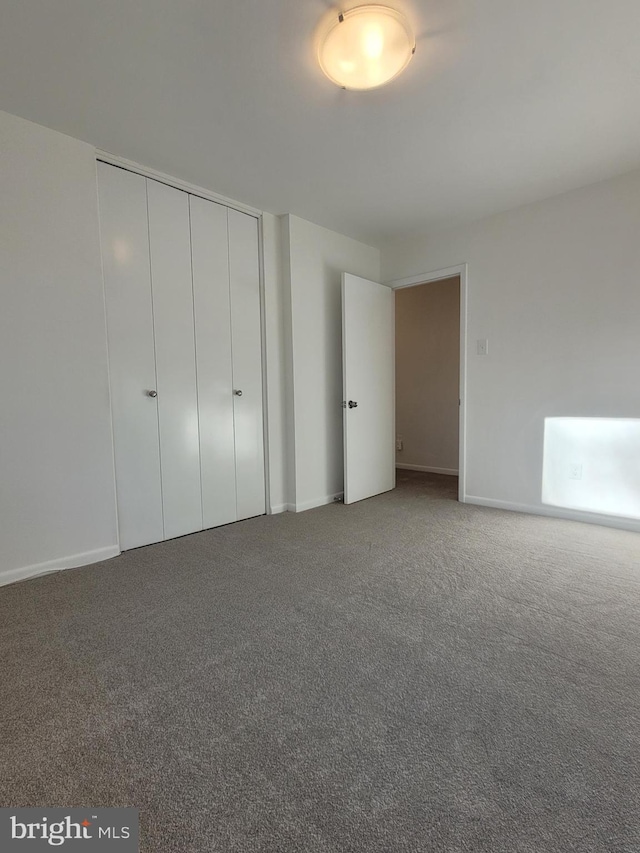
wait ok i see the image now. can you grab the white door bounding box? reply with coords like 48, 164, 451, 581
342, 273, 395, 504
99, 163, 266, 550
147, 180, 202, 540
190, 195, 238, 528
228, 209, 266, 520
98, 164, 164, 550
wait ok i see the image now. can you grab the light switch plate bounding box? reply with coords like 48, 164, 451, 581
477, 338, 489, 356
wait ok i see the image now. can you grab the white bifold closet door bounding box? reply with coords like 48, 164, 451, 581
98, 163, 265, 551
98, 164, 164, 550
147, 180, 202, 540
190, 195, 237, 528
190, 200, 266, 526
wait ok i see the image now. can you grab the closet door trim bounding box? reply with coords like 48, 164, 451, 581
256, 214, 272, 517
96, 153, 261, 218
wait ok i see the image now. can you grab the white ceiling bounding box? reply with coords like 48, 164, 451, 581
2, 0, 640, 244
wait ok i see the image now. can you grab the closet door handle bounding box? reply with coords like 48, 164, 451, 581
234, 389, 243, 397
147, 390, 158, 398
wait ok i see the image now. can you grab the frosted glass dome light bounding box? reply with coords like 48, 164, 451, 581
318, 5, 415, 91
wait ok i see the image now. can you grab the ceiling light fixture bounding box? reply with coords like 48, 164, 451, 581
317, 5, 415, 91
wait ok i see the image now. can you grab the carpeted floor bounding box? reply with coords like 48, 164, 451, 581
2, 471, 640, 852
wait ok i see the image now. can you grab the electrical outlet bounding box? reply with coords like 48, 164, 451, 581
569, 463, 583, 480
476, 338, 489, 356
396, 438, 403, 451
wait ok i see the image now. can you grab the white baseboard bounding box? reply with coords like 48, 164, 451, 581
270, 502, 297, 513
464, 495, 640, 534
294, 492, 344, 513
268, 503, 289, 515
397, 463, 459, 476
0, 545, 121, 589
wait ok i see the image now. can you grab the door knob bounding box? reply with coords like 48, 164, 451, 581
348, 400, 358, 408
147, 390, 158, 398
234, 389, 243, 396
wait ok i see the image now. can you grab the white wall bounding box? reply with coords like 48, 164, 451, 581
395, 278, 460, 474
382, 169, 640, 531
0, 110, 119, 584
0, 109, 292, 588
8, 97, 635, 583
282, 215, 380, 511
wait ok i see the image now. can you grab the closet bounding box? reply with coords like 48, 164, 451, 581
97, 162, 265, 550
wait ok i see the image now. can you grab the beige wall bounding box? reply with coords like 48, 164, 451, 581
395, 278, 460, 474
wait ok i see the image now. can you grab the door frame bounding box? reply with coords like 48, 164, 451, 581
386, 264, 468, 503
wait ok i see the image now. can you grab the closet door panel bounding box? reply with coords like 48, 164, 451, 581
190, 196, 237, 528
147, 180, 202, 539
228, 209, 266, 520
97, 163, 164, 550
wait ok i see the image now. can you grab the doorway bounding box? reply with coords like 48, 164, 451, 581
391, 266, 467, 502
341, 265, 467, 506
395, 275, 460, 481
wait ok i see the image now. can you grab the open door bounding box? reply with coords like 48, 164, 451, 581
342, 273, 395, 504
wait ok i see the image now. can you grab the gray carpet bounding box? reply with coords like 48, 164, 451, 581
2, 471, 640, 852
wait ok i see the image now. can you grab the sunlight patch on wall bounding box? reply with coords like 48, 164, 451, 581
542, 418, 640, 520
